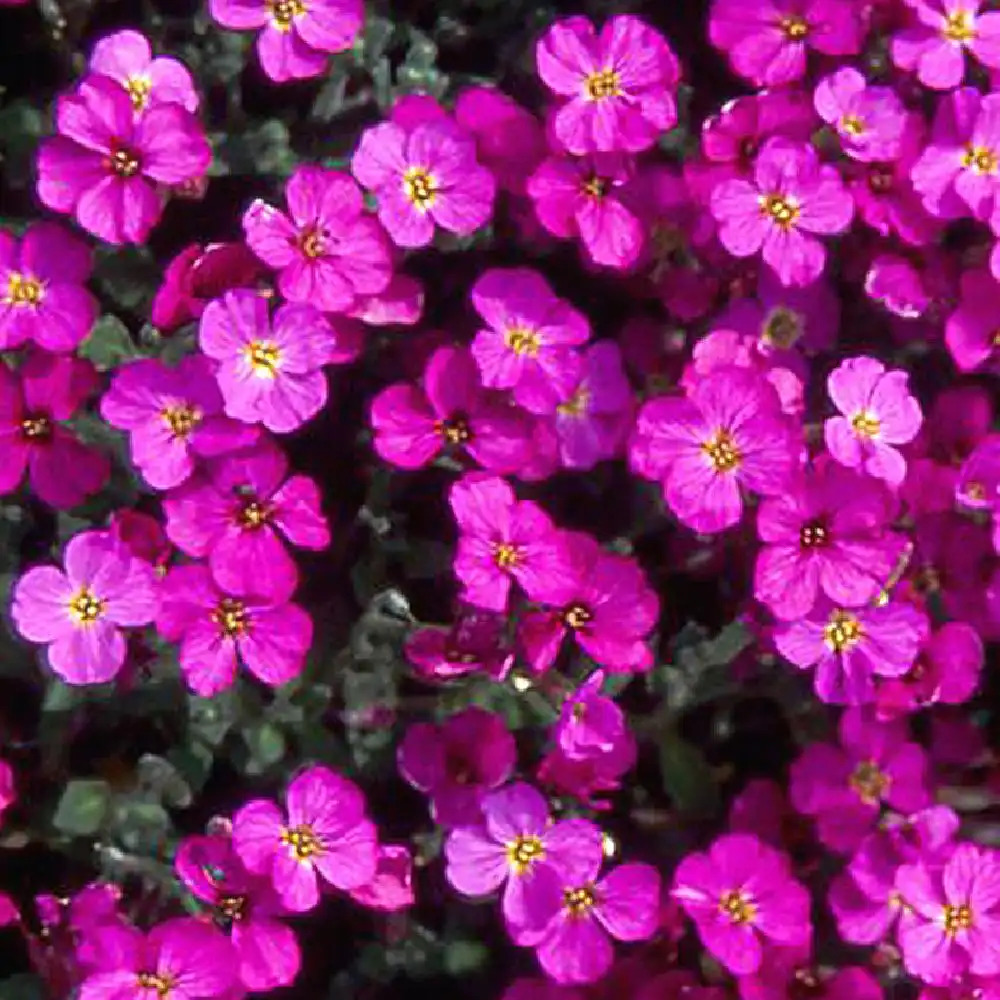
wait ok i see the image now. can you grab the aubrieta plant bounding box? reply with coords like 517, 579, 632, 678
1, 0, 1000, 997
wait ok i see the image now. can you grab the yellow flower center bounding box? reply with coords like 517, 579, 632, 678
702, 429, 742, 473
851, 410, 881, 438
436, 415, 471, 445
125, 75, 152, 111
217, 894, 248, 921
504, 326, 540, 357
563, 603, 592, 630
109, 146, 140, 178
760, 194, 800, 229
20, 414, 52, 440
161, 404, 201, 439
564, 885, 597, 917
68, 587, 105, 625
823, 609, 863, 653
849, 759, 890, 805
943, 9, 976, 43
584, 68, 622, 101
245, 340, 281, 378
780, 14, 810, 40
943, 903, 974, 935
281, 823, 324, 861
719, 889, 757, 924
762, 307, 803, 349
136, 972, 174, 998
799, 519, 829, 549
840, 114, 866, 137
962, 144, 997, 174
238, 499, 272, 529
267, 0, 306, 30
557, 386, 590, 417
5, 272, 44, 307
582, 175, 607, 199
493, 542, 521, 569
212, 597, 247, 638
403, 166, 438, 211
299, 226, 325, 259
506, 834, 545, 875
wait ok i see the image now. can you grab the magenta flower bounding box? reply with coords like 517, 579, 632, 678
232, 765, 378, 913
829, 830, 908, 946
397, 707, 516, 827
535, 15, 679, 155
199, 289, 342, 433
0, 222, 97, 352
351, 119, 495, 248
813, 68, 906, 163
892, 0, 1000, 90
773, 599, 929, 705
100, 354, 258, 490
36, 75, 211, 245
517, 531, 659, 674
0, 758, 14, 821
946, 268, 1000, 374
369, 344, 534, 474
12, 530, 158, 685
209, 0, 362, 83
555, 671, 627, 761
470, 268, 589, 413
711, 138, 853, 287
708, 0, 863, 86
824, 356, 923, 488
445, 782, 604, 932
630, 367, 795, 534
526, 859, 661, 985
897, 842, 1000, 983
754, 461, 908, 620
672, 833, 811, 975
0, 351, 109, 510
537, 731, 637, 811
156, 564, 312, 695
957, 435, 1000, 512
789, 708, 931, 854
174, 833, 300, 992
449, 472, 571, 613
527, 151, 643, 270
78, 918, 235, 1000
89, 29, 199, 114
404, 610, 514, 683
243, 165, 392, 313
347, 844, 415, 913
163, 440, 329, 604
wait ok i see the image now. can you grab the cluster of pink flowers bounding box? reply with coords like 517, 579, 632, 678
2, 0, 1000, 996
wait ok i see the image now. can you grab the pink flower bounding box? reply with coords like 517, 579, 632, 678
445, 782, 604, 933
555, 670, 628, 761
347, 844, 415, 913
813, 67, 906, 162
709, 0, 863, 86
673, 833, 811, 975
243, 165, 392, 313
824, 356, 923, 487
369, 344, 534, 474
537, 731, 637, 810
199, 289, 344, 433
897, 842, 1000, 983
773, 598, 929, 705
630, 367, 795, 534
397, 707, 516, 827
711, 137, 853, 287
89, 29, 199, 114
449, 473, 571, 613
946, 268, 1000, 374
36, 75, 211, 245
0, 222, 97, 352
892, 0, 1000, 90
78, 918, 235, 1000
527, 151, 644, 269
0, 758, 14, 822
156, 563, 312, 695
163, 440, 329, 604
404, 610, 514, 683
0, 351, 109, 509
12, 530, 158, 686
535, 15, 679, 155
351, 119, 495, 248
470, 268, 590, 413
100, 354, 258, 490
209, 0, 362, 83
232, 765, 378, 913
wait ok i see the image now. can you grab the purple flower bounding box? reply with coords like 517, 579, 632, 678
232, 765, 378, 913
813, 67, 906, 163
174, 833, 300, 992
672, 833, 812, 976
535, 15, 679, 155
37, 75, 211, 245
397, 707, 516, 827
630, 366, 795, 534
449, 472, 571, 613
243, 165, 392, 313
555, 671, 627, 761
12, 530, 158, 685
163, 440, 329, 604
351, 119, 495, 248
444, 782, 604, 933
347, 844, 416, 913
156, 563, 312, 695
946, 268, 1000, 374
897, 842, 1000, 983
0, 223, 97, 352
370, 344, 534, 474
537, 732, 637, 811
711, 137, 853, 287
199, 289, 343, 433
100, 354, 258, 490
89, 29, 199, 114
773, 599, 929, 705
0, 351, 109, 510
78, 918, 235, 1000
209, 0, 362, 83
470, 268, 589, 414
404, 610, 514, 683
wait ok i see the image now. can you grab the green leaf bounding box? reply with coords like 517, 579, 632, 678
659, 732, 719, 819
53, 779, 112, 836
243, 723, 286, 775
79, 316, 140, 371
443, 940, 489, 976
0, 974, 45, 1000
214, 120, 294, 177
